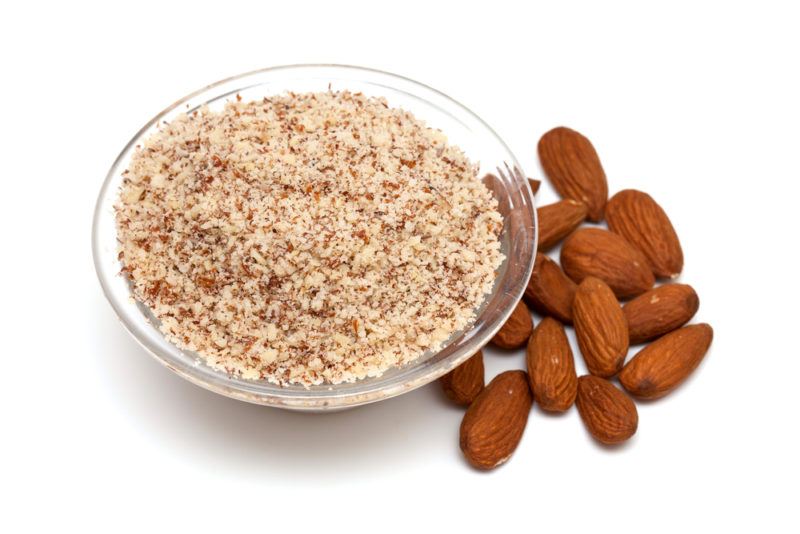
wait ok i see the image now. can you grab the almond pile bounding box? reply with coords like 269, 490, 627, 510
442, 126, 713, 470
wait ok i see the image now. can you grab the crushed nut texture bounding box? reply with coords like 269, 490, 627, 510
115, 91, 503, 386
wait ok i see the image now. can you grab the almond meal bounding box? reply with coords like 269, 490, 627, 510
115, 90, 504, 386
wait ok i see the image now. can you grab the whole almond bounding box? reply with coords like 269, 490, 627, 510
624, 284, 699, 344
526, 317, 578, 412
440, 351, 485, 406
538, 126, 608, 221
524, 253, 577, 324
606, 189, 684, 278
573, 277, 629, 378
606, 189, 683, 278
620, 323, 713, 400
460, 370, 533, 470
528, 178, 542, 195
537, 199, 589, 252
576, 375, 638, 444
561, 227, 655, 299
491, 299, 534, 349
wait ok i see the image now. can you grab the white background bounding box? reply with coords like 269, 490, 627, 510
2, 1, 798, 532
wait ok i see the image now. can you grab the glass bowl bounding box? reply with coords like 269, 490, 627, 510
93, 64, 537, 411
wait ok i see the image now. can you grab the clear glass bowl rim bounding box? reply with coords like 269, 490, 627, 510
92, 64, 537, 411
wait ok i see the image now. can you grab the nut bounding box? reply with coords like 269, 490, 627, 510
620, 323, 713, 400
573, 277, 629, 377
606, 189, 684, 279
537, 199, 589, 252
561, 227, 655, 299
526, 317, 577, 412
624, 284, 699, 344
460, 370, 533, 470
576, 375, 638, 445
537, 126, 608, 221
523, 253, 577, 324
440, 351, 485, 406
491, 299, 534, 349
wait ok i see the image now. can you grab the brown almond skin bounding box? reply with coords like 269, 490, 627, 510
528, 178, 541, 195
620, 324, 713, 400
538, 126, 608, 221
606, 189, 684, 279
576, 375, 638, 444
460, 370, 533, 470
526, 317, 578, 412
491, 299, 534, 349
573, 277, 629, 378
524, 253, 577, 324
624, 284, 699, 344
440, 351, 485, 406
561, 227, 655, 299
537, 199, 589, 252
